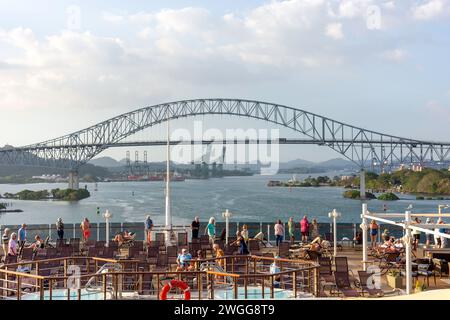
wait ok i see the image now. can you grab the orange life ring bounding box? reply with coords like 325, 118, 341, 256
160, 280, 191, 300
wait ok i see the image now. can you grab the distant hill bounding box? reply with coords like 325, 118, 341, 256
279, 158, 355, 170
316, 158, 356, 169
279, 159, 315, 169
89, 156, 122, 167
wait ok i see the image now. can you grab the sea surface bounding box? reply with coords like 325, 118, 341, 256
0, 173, 448, 226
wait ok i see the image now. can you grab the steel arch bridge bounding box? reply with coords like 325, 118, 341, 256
1, 98, 450, 172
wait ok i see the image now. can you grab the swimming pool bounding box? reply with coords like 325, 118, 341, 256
214, 286, 300, 300
22, 289, 112, 300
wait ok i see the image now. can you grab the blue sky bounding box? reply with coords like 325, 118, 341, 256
0, 0, 449, 162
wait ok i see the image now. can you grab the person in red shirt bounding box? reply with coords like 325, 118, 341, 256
300, 215, 310, 243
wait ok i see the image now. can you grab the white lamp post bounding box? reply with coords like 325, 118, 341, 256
438, 204, 449, 216
103, 209, 112, 247
328, 209, 341, 257
360, 203, 368, 271
222, 209, 233, 245
404, 209, 412, 295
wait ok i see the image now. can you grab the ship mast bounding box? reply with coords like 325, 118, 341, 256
165, 117, 172, 245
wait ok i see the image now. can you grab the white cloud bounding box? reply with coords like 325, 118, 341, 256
102, 11, 125, 23
325, 22, 344, 39
380, 48, 407, 62
336, 0, 374, 18
411, 0, 446, 20
0, 0, 442, 114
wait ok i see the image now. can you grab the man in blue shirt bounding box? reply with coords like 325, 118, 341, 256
145, 215, 153, 245
176, 248, 193, 271
18, 223, 27, 255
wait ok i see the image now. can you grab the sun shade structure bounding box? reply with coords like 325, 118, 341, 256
361, 203, 450, 294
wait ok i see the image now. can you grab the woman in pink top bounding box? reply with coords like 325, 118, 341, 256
300, 215, 310, 243
8, 233, 18, 256
274, 220, 284, 247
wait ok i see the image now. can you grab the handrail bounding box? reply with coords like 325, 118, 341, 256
0, 254, 321, 300
0, 269, 45, 280
206, 270, 240, 278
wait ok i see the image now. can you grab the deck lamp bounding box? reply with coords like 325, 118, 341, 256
104, 209, 112, 247
328, 209, 341, 257
222, 209, 233, 245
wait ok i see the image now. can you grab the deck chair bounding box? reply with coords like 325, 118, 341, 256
177, 233, 188, 246
248, 239, 260, 255
334, 272, 360, 297
378, 251, 400, 275
318, 257, 335, 296
306, 249, 322, 261
356, 270, 384, 297
167, 246, 178, 266
278, 241, 290, 258
20, 247, 34, 262
335, 256, 353, 276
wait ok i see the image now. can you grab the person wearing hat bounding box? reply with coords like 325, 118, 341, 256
176, 248, 193, 271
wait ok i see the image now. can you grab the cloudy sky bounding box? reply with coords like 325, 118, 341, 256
0, 0, 449, 162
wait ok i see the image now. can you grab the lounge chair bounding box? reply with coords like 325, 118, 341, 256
318, 257, 335, 296
334, 272, 360, 297
356, 270, 384, 297
334, 256, 354, 277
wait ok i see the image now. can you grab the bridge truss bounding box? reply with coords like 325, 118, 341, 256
1, 99, 449, 171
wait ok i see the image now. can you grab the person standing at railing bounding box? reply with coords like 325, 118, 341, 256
2, 228, 10, 262
411, 217, 422, 251
191, 216, 200, 240
300, 216, 310, 243
288, 217, 295, 244
310, 219, 319, 239
8, 233, 18, 257
145, 215, 153, 244
369, 220, 379, 248
205, 217, 216, 245
81, 218, 91, 243
274, 220, 284, 247
241, 224, 249, 245
56, 218, 64, 240
17, 224, 27, 255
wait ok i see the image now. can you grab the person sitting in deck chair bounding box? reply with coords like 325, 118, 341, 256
253, 232, 269, 247
113, 231, 135, 246
28, 235, 45, 251
176, 248, 194, 271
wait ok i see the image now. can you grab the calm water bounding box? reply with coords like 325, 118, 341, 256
0, 173, 448, 226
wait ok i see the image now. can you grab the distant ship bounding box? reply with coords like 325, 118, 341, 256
163, 172, 186, 182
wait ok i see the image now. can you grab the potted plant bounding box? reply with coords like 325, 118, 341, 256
386, 270, 402, 289
414, 280, 426, 293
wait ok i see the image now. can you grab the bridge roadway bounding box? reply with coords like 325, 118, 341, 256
7, 138, 450, 150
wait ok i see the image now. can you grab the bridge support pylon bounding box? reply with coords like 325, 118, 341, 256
360, 169, 366, 200
68, 170, 80, 190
